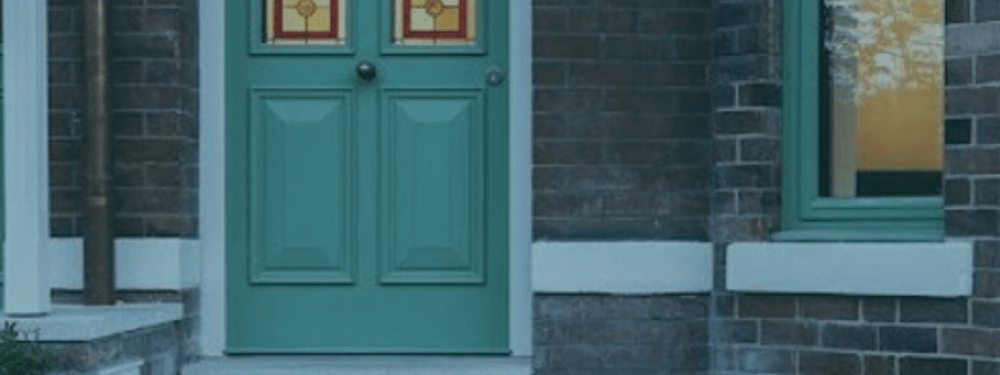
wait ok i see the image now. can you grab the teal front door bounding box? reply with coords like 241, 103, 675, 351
226, 0, 509, 353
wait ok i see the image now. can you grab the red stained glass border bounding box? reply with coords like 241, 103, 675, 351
273, 0, 339, 40
402, 0, 468, 40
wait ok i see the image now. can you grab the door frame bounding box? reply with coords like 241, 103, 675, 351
198, 0, 532, 356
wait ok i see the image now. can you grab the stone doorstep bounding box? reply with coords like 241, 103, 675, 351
182, 356, 533, 375
0, 303, 183, 341
2, 303, 184, 375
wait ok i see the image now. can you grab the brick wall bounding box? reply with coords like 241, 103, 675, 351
49, 0, 198, 238
709, 0, 1000, 374
532, 0, 713, 241
534, 295, 709, 375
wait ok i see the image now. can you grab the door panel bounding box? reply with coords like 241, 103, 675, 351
249, 89, 354, 285
227, 0, 508, 353
381, 90, 484, 284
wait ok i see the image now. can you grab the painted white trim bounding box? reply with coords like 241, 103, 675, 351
508, 0, 532, 357
532, 242, 713, 294
0, 303, 182, 341
99, 360, 144, 375
198, 0, 533, 356
3, 0, 51, 315
49, 238, 200, 290
199, 0, 227, 357
727, 242, 974, 296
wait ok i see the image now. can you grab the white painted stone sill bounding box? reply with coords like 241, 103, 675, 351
183, 356, 533, 375
727, 241, 974, 297
0, 303, 183, 341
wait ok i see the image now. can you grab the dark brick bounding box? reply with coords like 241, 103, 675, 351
942, 327, 1000, 356
738, 137, 779, 162
945, 178, 971, 206
900, 357, 967, 375
716, 2, 756, 28
821, 324, 876, 350
738, 295, 795, 318
899, 298, 969, 323
946, 87, 1000, 115
712, 83, 736, 108
946, 209, 999, 236
702, 289, 727, 315
717, 319, 757, 344
879, 326, 938, 353
533, 35, 601, 59
945, 118, 972, 144
973, 361, 1000, 375
715, 54, 776, 82
975, 240, 1000, 268
861, 298, 897, 322
715, 110, 775, 134
946, 57, 973, 85
975, 270, 1000, 298
715, 139, 737, 162
675, 91, 710, 114
973, 301, 1000, 327
713, 190, 737, 215
800, 296, 859, 320
864, 356, 895, 375
799, 351, 861, 375
947, 0, 970, 23
978, 0, 1000, 22
715, 164, 778, 188
737, 348, 795, 374
533, 8, 568, 33
977, 117, 1000, 144
547, 320, 638, 345
737, 83, 780, 107
760, 320, 818, 346
638, 10, 708, 35
978, 54, 1000, 83
737, 190, 779, 216
976, 179, 1000, 205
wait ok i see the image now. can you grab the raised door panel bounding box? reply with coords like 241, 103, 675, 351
381, 90, 484, 284
250, 89, 354, 284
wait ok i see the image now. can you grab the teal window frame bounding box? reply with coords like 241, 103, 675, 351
776, 0, 943, 242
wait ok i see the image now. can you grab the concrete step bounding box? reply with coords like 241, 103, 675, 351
182, 356, 533, 375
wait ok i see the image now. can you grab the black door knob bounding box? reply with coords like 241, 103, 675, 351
356, 61, 377, 81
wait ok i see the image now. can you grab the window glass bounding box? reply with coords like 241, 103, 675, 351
393, 0, 477, 46
265, 0, 346, 45
821, 0, 943, 197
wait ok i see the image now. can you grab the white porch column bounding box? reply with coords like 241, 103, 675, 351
3, 0, 51, 315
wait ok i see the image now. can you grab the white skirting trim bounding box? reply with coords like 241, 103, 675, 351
99, 360, 144, 375
727, 242, 973, 297
50, 238, 201, 290
532, 241, 714, 294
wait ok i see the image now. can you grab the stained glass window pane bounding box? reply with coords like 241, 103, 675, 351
393, 0, 477, 46
821, 0, 943, 197
266, 0, 346, 45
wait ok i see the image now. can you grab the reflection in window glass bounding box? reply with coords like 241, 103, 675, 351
821, 0, 943, 197
265, 0, 346, 45
393, 0, 476, 46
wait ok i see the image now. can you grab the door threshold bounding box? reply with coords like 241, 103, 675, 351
182, 355, 532, 375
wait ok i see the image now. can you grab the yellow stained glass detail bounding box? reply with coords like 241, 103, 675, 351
393, 0, 476, 46
265, 0, 346, 45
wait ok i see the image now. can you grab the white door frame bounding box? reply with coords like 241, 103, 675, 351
198, 0, 533, 356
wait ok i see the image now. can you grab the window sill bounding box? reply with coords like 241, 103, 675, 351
726, 241, 972, 297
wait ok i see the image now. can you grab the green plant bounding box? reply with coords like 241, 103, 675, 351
0, 322, 55, 375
